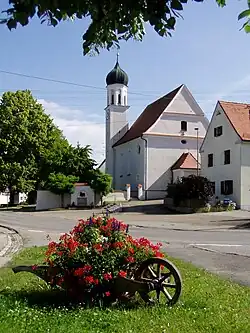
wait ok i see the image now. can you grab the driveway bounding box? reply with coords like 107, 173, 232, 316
0, 208, 250, 286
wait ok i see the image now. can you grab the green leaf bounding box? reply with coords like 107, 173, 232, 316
244, 23, 250, 33
7, 18, 17, 30
238, 9, 250, 21
171, 0, 183, 11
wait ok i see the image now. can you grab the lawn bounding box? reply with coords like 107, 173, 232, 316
0, 247, 250, 333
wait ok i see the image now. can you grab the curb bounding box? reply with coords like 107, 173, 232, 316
0, 224, 23, 258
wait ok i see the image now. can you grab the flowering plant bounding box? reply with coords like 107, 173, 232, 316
43, 215, 164, 304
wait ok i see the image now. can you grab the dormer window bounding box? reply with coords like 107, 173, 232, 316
181, 121, 187, 132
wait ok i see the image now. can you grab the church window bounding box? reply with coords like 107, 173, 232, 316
118, 93, 121, 105
181, 121, 187, 132
181, 139, 187, 144
138, 145, 141, 154
111, 94, 114, 104
124, 95, 126, 105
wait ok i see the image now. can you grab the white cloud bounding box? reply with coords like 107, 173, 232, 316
38, 99, 105, 164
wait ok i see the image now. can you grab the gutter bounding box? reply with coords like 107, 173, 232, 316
141, 135, 148, 200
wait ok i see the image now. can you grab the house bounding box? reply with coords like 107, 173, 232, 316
171, 152, 200, 183
104, 56, 209, 199
36, 183, 100, 210
200, 101, 250, 209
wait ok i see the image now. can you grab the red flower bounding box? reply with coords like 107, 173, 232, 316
118, 270, 127, 278
85, 275, 95, 285
32, 265, 38, 271
113, 242, 124, 249
126, 256, 135, 263
105, 291, 111, 297
128, 247, 135, 255
103, 273, 112, 281
93, 243, 103, 252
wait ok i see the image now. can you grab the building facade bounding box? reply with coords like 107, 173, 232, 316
104, 57, 209, 199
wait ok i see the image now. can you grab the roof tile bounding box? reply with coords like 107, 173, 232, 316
219, 101, 250, 140
171, 152, 199, 170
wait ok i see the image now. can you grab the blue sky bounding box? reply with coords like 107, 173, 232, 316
0, 1, 250, 162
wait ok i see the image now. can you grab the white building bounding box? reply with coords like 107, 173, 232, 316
103, 57, 209, 199
200, 100, 250, 209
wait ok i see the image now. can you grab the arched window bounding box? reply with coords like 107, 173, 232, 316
181, 121, 187, 132
118, 93, 121, 105
124, 95, 126, 105
111, 94, 114, 104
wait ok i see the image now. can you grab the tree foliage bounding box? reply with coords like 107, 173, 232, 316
1, 1, 249, 55
0, 90, 65, 201
167, 175, 214, 206
45, 173, 79, 195
90, 170, 112, 197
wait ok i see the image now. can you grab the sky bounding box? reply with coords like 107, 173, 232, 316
0, 1, 250, 163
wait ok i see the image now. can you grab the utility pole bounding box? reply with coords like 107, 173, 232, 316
194, 127, 199, 176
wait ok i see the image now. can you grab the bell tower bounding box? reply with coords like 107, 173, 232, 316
105, 54, 130, 179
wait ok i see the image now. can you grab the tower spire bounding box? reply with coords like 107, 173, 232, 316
116, 51, 119, 64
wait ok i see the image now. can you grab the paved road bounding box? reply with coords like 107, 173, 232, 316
0, 209, 250, 286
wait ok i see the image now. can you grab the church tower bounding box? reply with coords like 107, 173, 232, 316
105, 54, 130, 179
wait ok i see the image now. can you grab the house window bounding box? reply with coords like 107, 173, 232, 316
118, 93, 121, 105
79, 191, 86, 197
224, 150, 230, 165
181, 121, 187, 132
221, 180, 233, 195
208, 153, 213, 167
214, 126, 223, 137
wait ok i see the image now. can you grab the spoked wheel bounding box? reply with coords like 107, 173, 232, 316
135, 257, 182, 306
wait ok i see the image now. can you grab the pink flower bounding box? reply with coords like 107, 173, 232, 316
118, 270, 127, 278
103, 273, 112, 281
105, 291, 111, 297
31, 265, 38, 271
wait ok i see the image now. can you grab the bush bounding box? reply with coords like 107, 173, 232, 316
42, 215, 164, 305
167, 175, 214, 207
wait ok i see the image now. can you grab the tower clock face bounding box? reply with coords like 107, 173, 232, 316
106, 111, 110, 120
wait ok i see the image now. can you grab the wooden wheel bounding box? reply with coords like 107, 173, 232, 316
135, 257, 182, 306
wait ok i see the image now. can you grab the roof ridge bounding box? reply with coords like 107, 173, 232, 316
219, 100, 250, 106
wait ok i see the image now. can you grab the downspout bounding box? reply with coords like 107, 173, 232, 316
141, 135, 148, 200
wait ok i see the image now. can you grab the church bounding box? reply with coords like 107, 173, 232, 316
103, 57, 209, 200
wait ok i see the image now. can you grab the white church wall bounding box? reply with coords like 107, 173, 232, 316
148, 113, 207, 137
146, 135, 203, 199
113, 138, 145, 194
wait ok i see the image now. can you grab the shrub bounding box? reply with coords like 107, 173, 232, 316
167, 175, 214, 206
43, 215, 164, 304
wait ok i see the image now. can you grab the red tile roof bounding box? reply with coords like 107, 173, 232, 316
113, 84, 183, 147
219, 101, 250, 140
171, 152, 200, 170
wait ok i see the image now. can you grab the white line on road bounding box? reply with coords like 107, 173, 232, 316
189, 243, 243, 247
27, 229, 45, 233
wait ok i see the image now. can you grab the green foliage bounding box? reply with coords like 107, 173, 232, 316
1, 246, 250, 332
167, 175, 214, 206
45, 173, 79, 195
1, 1, 248, 55
90, 170, 112, 197
0, 90, 65, 198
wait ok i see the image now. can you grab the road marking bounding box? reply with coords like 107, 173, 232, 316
189, 243, 243, 247
27, 229, 45, 233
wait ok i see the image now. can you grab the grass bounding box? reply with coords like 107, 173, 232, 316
0, 247, 250, 333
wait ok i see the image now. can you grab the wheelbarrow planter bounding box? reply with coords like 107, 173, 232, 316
12, 257, 182, 306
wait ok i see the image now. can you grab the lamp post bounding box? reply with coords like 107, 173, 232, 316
194, 127, 199, 176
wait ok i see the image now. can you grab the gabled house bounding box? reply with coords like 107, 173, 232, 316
200, 101, 250, 209
104, 57, 209, 199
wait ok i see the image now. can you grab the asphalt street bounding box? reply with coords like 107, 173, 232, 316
0, 209, 250, 286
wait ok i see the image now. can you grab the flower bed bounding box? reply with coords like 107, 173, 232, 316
43, 215, 164, 304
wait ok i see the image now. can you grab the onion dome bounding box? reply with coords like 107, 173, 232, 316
106, 53, 128, 86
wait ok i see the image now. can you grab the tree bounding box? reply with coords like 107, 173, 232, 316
0, 90, 67, 204
90, 170, 112, 204
167, 175, 214, 206
45, 173, 79, 207
1, 1, 249, 55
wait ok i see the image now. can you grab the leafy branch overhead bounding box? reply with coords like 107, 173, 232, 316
1, 1, 249, 55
